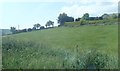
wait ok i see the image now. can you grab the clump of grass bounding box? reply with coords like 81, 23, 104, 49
82, 50, 117, 69
62, 47, 118, 69
82, 49, 109, 69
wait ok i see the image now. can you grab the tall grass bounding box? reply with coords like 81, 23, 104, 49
2, 37, 118, 69
2, 37, 68, 69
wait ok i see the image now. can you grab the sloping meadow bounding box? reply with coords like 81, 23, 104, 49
2, 36, 118, 69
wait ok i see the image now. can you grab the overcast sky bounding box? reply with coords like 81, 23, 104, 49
0, 0, 119, 29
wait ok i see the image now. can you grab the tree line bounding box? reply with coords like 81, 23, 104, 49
10, 20, 54, 34
10, 13, 118, 34
58, 13, 118, 26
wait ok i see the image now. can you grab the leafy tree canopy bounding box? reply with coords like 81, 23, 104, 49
58, 13, 74, 25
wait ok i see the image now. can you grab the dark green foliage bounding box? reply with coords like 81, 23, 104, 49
20, 29, 27, 32
82, 13, 89, 20
32, 26, 36, 30
58, 13, 67, 25
111, 13, 117, 19
33, 23, 41, 29
45, 20, 54, 28
13, 29, 27, 34
28, 28, 32, 32
58, 13, 74, 25
75, 18, 81, 21
66, 16, 74, 22
40, 26, 45, 29
10, 27, 16, 34
89, 17, 103, 20
101, 14, 110, 20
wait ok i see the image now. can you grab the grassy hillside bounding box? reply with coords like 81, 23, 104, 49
2, 24, 118, 69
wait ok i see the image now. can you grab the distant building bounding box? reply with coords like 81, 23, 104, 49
1, 29, 12, 36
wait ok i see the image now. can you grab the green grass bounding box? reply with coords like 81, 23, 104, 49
64, 21, 80, 27
2, 24, 118, 69
64, 18, 118, 27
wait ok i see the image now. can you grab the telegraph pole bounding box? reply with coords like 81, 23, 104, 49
18, 25, 20, 31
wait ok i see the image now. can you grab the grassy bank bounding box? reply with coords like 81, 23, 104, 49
2, 24, 118, 69
64, 18, 118, 27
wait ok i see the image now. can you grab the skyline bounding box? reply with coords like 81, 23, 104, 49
0, 0, 118, 29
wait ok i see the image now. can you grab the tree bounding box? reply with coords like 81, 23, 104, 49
33, 24, 37, 29
58, 13, 67, 25
58, 13, 74, 26
32, 27, 36, 30
10, 27, 16, 34
98, 17, 103, 20
40, 26, 45, 29
111, 13, 117, 19
28, 28, 32, 32
82, 13, 89, 20
75, 18, 81, 21
21, 29, 27, 32
45, 24, 47, 28
50, 21, 54, 27
36, 23, 41, 29
34, 23, 41, 29
101, 14, 110, 20
45, 20, 54, 28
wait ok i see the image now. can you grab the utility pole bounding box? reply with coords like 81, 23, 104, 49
18, 25, 20, 31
